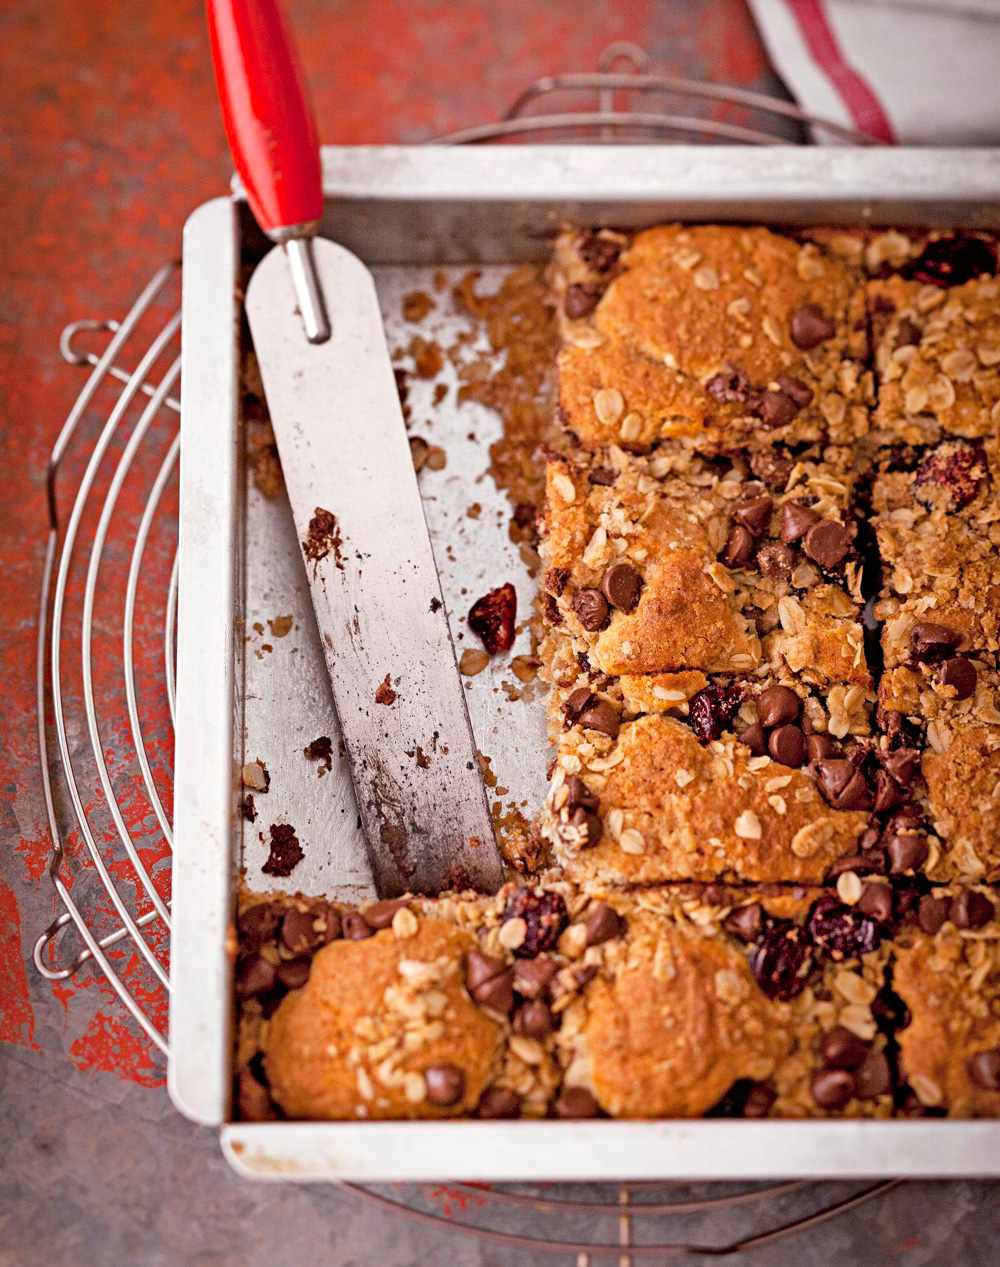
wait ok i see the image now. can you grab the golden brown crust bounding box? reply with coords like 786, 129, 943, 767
583, 907, 787, 1116
265, 916, 503, 1120
543, 714, 867, 885
540, 445, 869, 686
542, 457, 760, 675
554, 225, 870, 453
567, 888, 892, 1119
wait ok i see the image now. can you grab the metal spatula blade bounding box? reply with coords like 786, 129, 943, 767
207, 0, 501, 894
246, 241, 502, 896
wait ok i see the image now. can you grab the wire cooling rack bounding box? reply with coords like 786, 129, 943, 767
32, 45, 895, 1262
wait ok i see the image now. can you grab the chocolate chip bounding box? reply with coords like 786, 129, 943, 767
750, 920, 816, 1000
806, 734, 839, 762
802, 520, 851, 570
342, 911, 374, 940
917, 894, 951, 935
759, 389, 799, 429
554, 1087, 602, 1119
238, 902, 281, 952
790, 304, 835, 350
950, 889, 995, 930
757, 685, 801, 728
720, 524, 755, 568
882, 747, 920, 787
235, 953, 277, 1000
503, 888, 568, 957
776, 374, 814, 408
820, 1026, 870, 1070
601, 562, 643, 612
829, 849, 885, 880
364, 899, 410, 930
724, 902, 763, 943
564, 687, 594, 724
939, 657, 977, 700
564, 282, 601, 319
886, 832, 929, 875
756, 541, 795, 578
858, 883, 893, 924
967, 1048, 1000, 1091
276, 957, 311, 990
568, 806, 603, 848
573, 588, 610, 632
814, 759, 873, 811
910, 622, 962, 662
577, 698, 620, 739
477, 1087, 522, 1119
689, 682, 743, 742
583, 902, 623, 946
424, 1063, 465, 1107
768, 724, 805, 768
318, 904, 343, 943
514, 999, 554, 1038
811, 1068, 855, 1109
739, 721, 767, 756
855, 1050, 891, 1099
514, 956, 558, 999
280, 907, 324, 956
466, 950, 515, 1013
872, 770, 903, 814
781, 502, 821, 544
734, 496, 773, 537
565, 775, 599, 813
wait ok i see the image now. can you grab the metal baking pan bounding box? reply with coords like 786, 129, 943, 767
170, 145, 1000, 1180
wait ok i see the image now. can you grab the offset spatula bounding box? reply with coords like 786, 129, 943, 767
207, 0, 502, 896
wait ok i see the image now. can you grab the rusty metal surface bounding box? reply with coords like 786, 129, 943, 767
4, 0, 1000, 1261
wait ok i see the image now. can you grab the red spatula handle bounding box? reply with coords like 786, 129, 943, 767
206, 0, 322, 238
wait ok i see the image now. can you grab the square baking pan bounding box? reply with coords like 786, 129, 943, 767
169, 145, 1000, 1180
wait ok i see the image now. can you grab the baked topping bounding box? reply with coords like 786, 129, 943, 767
236, 223, 1000, 1124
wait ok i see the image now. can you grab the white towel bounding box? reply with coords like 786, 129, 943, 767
748, 0, 1000, 143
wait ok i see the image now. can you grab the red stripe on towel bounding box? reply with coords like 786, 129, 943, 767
787, 0, 896, 142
